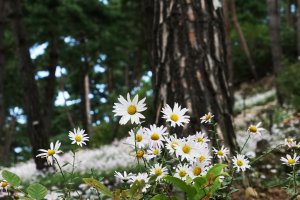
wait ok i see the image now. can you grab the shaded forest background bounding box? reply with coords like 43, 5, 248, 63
0, 0, 300, 168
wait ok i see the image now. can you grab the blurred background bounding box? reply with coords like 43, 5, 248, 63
0, 1, 300, 197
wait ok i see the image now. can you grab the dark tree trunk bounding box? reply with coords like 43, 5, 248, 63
0, 0, 6, 130
266, 0, 283, 105
42, 37, 58, 138
9, 0, 49, 169
149, 0, 238, 152
230, 0, 258, 80
297, 0, 300, 60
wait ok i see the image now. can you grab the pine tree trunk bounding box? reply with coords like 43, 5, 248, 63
150, 0, 238, 152
9, 0, 49, 169
230, 0, 258, 80
266, 0, 283, 105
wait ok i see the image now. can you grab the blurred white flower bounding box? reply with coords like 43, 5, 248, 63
68, 128, 89, 147
281, 154, 299, 166
36, 141, 62, 165
161, 103, 190, 127
232, 154, 251, 172
200, 112, 214, 124
247, 122, 265, 136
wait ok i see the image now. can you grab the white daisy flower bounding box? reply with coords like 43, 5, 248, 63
134, 149, 145, 160
144, 124, 168, 148
161, 103, 190, 127
280, 154, 300, 166
127, 127, 147, 148
247, 122, 264, 136
36, 141, 62, 165
165, 135, 179, 155
200, 112, 214, 124
113, 93, 147, 125
0, 180, 9, 192
194, 131, 210, 145
232, 154, 251, 172
130, 173, 150, 193
174, 164, 191, 180
195, 147, 212, 165
68, 128, 89, 147
114, 171, 133, 183
213, 145, 229, 160
144, 147, 161, 161
189, 163, 208, 179
284, 138, 299, 149
150, 163, 168, 181
175, 138, 199, 162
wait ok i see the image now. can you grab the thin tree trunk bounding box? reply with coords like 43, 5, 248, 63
267, 0, 284, 105
297, 0, 300, 60
149, 0, 238, 152
230, 0, 258, 80
0, 0, 6, 130
9, 0, 49, 169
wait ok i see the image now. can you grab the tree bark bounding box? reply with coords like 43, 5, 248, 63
266, 0, 283, 105
297, 0, 300, 60
149, 0, 238, 152
9, 0, 49, 169
230, 0, 258, 80
0, 0, 6, 131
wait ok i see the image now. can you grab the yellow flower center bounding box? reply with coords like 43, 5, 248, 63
217, 150, 224, 156
75, 135, 82, 142
287, 138, 293, 143
197, 137, 203, 143
182, 144, 191, 154
155, 168, 162, 176
151, 133, 160, 140
193, 167, 202, 176
205, 114, 211, 121
153, 149, 159, 155
127, 105, 137, 115
47, 149, 56, 156
198, 155, 206, 162
249, 125, 257, 133
171, 141, 178, 149
170, 114, 179, 122
136, 134, 143, 142
288, 159, 295, 165
136, 149, 144, 159
1, 181, 8, 188
179, 170, 187, 177
237, 160, 244, 167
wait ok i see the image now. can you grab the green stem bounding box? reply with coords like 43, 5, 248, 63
240, 135, 250, 154
250, 144, 283, 165
293, 165, 296, 194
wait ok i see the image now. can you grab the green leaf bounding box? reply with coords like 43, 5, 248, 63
83, 178, 112, 197
163, 175, 196, 199
26, 183, 47, 200
128, 180, 145, 197
151, 194, 178, 200
193, 176, 207, 188
2, 170, 21, 187
206, 164, 227, 177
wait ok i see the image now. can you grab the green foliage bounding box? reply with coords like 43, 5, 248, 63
83, 178, 112, 197
150, 194, 178, 200
2, 170, 21, 187
26, 183, 48, 200
277, 62, 300, 108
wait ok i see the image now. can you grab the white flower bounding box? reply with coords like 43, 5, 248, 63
213, 145, 229, 160
150, 163, 168, 181
280, 154, 300, 166
0, 180, 9, 192
36, 141, 62, 165
68, 128, 89, 147
130, 173, 150, 193
284, 138, 299, 149
144, 124, 168, 148
144, 147, 161, 161
195, 147, 212, 165
161, 103, 190, 127
174, 164, 191, 180
114, 171, 133, 183
232, 154, 251, 172
200, 112, 214, 124
213, 0, 222, 10
247, 122, 264, 136
165, 135, 179, 155
193, 131, 210, 145
113, 93, 147, 125
175, 138, 199, 162
189, 163, 207, 179
127, 127, 147, 148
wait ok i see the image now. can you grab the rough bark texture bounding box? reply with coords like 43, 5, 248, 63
266, 0, 283, 105
230, 0, 257, 80
9, 0, 49, 169
148, 0, 238, 152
